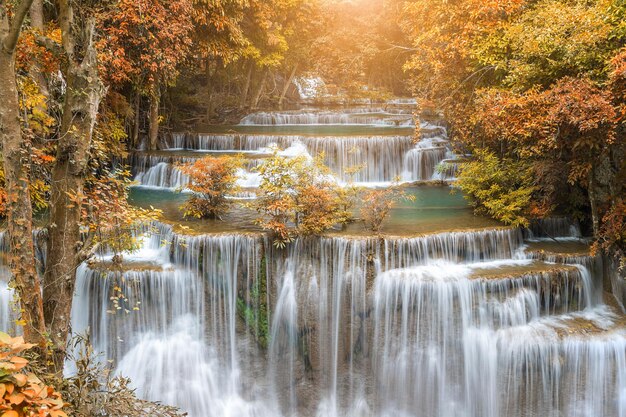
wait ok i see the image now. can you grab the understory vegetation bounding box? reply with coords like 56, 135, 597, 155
361, 184, 415, 234
254, 153, 358, 247
179, 149, 410, 245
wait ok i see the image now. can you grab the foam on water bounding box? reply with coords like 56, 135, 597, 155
0, 216, 618, 417
2, 103, 624, 417
138, 125, 453, 188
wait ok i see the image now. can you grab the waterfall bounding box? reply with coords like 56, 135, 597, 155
130, 105, 456, 189
0, 214, 622, 417
293, 77, 325, 100
140, 132, 452, 186
69, 226, 277, 416
0, 280, 16, 334
133, 162, 189, 189
1, 99, 625, 417
463, 307, 626, 417
524, 217, 583, 240
239, 111, 415, 127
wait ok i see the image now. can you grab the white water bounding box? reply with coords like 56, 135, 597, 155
54, 219, 626, 416
1, 102, 625, 417
134, 110, 455, 188
294, 77, 325, 100
131, 104, 457, 188
0, 217, 623, 417
239, 110, 415, 127
0, 280, 16, 333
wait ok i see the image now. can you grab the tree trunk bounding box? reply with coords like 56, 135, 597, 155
240, 60, 253, 108
278, 64, 298, 109
206, 60, 213, 122
29, 0, 44, 27
205, 56, 221, 123
588, 169, 600, 238
29, 0, 49, 101
43, 6, 104, 372
0, 2, 46, 347
132, 92, 140, 148
252, 67, 269, 109
149, 81, 160, 150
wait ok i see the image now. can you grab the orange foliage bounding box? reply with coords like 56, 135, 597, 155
15, 28, 61, 76
0, 333, 66, 417
609, 47, 626, 122
402, 0, 526, 104
469, 78, 616, 185
178, 156, 243, 219
76, 171, 162, 254
592, 199, 626, 258
254, 154, 355, 247
295, 185, 343, 236
98, 0, 194, 89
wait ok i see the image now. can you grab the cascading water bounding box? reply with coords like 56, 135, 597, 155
1, 100, 624, 417
70, 225, 280, 417
133, 106, 454, 187
0, 280, 16, 333
1, 219, 624, 417
238, 110, 415, 126
127, 100, 455, 189
134, 161, 190, 189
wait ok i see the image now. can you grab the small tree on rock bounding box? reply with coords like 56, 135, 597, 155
361, 184, 415, 234
255, 152, 355, 247
178, 155, 243, 219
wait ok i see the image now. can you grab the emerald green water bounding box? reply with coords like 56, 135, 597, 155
128, 185, 501, 236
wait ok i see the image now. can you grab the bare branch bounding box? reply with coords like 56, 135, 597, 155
3, 0, 35, 52
35, 33, 63, 57
381, 43, 419, 52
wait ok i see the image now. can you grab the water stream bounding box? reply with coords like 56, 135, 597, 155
132, 104, 452, 188
0, 101, 624, 417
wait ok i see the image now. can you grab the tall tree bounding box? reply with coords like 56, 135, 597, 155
192, 0, 246, 120
43, 0, 105, 371
401, 0, 626, 263
99, 0, 193, 150
0, 0, 47, 348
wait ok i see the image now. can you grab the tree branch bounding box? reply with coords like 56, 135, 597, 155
35, 33, 63, 57
57, 0, 75, 59
3, 0, 34, 52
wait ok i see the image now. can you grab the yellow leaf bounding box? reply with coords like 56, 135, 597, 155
1, 411, 18, 417
0, 333, 11, 345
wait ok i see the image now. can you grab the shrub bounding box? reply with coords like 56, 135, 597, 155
82, 170, 162, 255
178, 155, 243, 219
360, 184, 414, 234
456, 150, 536, 227
63, 340, 182, 417
254, 153, 356, 247
0, 332, 67, 417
